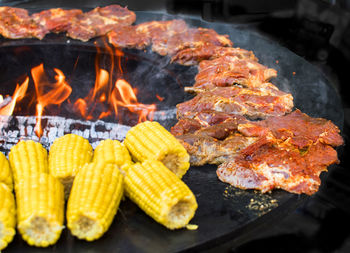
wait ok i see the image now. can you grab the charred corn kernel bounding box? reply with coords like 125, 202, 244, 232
16, 173, 64, 247
67, 162, 124, 241
0, 183, 16, 251
93, 139, 132, 173
49, 134, 93, 197
124, 160, 197, 230
9, 140, 48, 184
0, 152, 13, 191
124, 121, 190, 178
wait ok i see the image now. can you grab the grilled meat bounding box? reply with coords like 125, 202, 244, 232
216, 110, 343, 195
67, 5, 136, 41
217, 141, 339, 195
0, 7, 48, 39
194, 55, 277, 89
176, 119, 257, 165
171, 45, 257, 66
108, 26, 150, 49
31, 8, 83, 33
237, 109, 344, 147
177, 86, 293, 120
171, 111, 247, 136
151, 27, 233, 56
135, 19, 188, 53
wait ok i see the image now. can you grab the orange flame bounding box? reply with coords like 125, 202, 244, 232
31, 64, 72, 137
72, 43, 155, 123
0, 77, 29, 115
111, 79, 156, 123
1, 43, 158, 135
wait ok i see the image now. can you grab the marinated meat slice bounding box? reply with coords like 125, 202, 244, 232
0, 7, 48, 39
135, 19, 188, 48
96, 4, 136, 24
136, 19, 188, 36
108, 26, 150, 49
171, 118, 203, 136
67, 5, 136, 41
177, 86, 293, 120
31, 8, 83, 33
238, 109, 344, 147
194, 55, 277, 89
171, 111, 247, 136
152, 27, 233, 56
177, 124, 257, 166
217, 141, 339, 195
171, 45, 257, 66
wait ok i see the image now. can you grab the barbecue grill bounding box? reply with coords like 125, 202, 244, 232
0, 0, 349, 252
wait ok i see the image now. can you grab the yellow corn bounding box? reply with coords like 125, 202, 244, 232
93, 139, 132, 173
49, 134, 93, 196
67, 162, 124, 241
124, 160, 197, 229
9, 140, 48, 184
0, 152, 13, 191
124, 121, 190, 178
0, 183, 16, 251
16, 173, 64, 247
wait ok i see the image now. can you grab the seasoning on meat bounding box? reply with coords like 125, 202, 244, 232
176, 85, 294, 120
152, 27, 233, 56
194, 55, 277, 89
0, 7, 48, 39
31, 8, 83, 33
216, 110, 343, 195
108, 25, 151, 49
171, 45, 257, 66
67, 5, 136, 41
135, 19, 188, 50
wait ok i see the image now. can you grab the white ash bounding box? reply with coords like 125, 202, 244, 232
0, 115, 130, 153
0, 108, 177, 154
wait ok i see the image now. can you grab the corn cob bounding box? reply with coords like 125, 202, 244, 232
0, 152, 13, 191
93, 139, 132, 173
124, 121, 190, 178
49, 134, 93, 197
0, 183, 16, 251
16, 173, 64, 247
9, 140, 48, 184
67, 162, 124, 241
124, 160, 197, 229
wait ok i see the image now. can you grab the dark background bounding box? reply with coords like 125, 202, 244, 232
1, 0, 350, 252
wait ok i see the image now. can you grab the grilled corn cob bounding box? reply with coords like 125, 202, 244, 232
49, 134, 93, 196
9, 140, 48, 184
124, 160, 197, 229
67, 162, 124, 241
93, 139, 132, 173
124, 121, 190, 178
0, 152, 13, 190
16, 173, 64, 247
0, 183, 16, 251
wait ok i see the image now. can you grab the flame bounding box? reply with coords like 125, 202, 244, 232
73, 42, 155, 123
31, 64, 72, 137
111, 79, 156, 123
1, 43, 159, 137
0, 77, 29, 116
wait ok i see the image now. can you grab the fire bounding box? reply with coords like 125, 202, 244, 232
0, 77, 29, 116
0, 43, 158, 138
111, 79, 156, 123
72, 42, 156, 123
31, 64, 72, 137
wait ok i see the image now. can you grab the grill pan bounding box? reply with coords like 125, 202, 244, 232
0, 11, 344, 252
